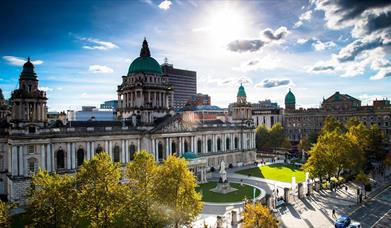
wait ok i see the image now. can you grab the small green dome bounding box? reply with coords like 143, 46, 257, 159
181, 151, 198, 160
285, 89, 296, 104
237, 84, 246, 97
20, 57, 37, 80
128, 39, 162, 75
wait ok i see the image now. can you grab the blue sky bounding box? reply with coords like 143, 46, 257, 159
0, 0, 390, 111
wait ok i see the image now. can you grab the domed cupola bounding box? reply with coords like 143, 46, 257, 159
128, 38, 162, 75
237, 83, 246, 97
20, 57, 37, 80
285, 88, 296, 110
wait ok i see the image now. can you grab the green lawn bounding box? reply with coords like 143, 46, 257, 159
236, 164, 306, 183
196, 181, 261, 203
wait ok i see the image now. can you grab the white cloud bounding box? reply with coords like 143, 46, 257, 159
80, 37, 118, 50
239, 55, 281, 72
158, 0, 172, 10
39, 87, 53, 92
3, 56, 44, 66
297, 38, 308, 44
312, 40, 336, 51
359, 94, 387, 105
293, 10, 312, 28
255, 79, 292, 88
88, 65, 114, 73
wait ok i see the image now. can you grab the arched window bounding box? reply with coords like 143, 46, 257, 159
197, 139, 202, 154
226, 138, 230, 150
184, 140, 189, 152
77, 148, 84, 166
113, 145, 120, 163
171, 142, 176, 155
28, 157, 38, 175
96, 145, 103, 154
56, 149, 65, 170
158, 142, 164, 161
129, 144, 136, 161
207, 139, 212, 152
217, 138, 221, 151
234, 137, 239, 149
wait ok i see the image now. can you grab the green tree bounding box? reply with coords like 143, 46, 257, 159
367, 124, 385, 161
76, 152, 125, 228
320, 116, 345, 136
268, 123, 287, 152
154, 155, 203, 227
27, 170, 78, 227
243, 203, 278, 228
256, 124, 270, 150
123, 150, 167, 227
0, 201, 9, 228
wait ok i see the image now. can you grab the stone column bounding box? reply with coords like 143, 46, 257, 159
40, 144, 46, 171
72, 143, 76, 169
18, 146, 24, 176
121, 140, 126, 164
91, 142, 95, 158
231, 210, 238, 225
109, 141, 113, 159
105, 141, 109, 154
11, 146, 18, 176
51, 144, 55, 172
86, 142, 91, 160
137, 139, 141, 152
298, 183, 304, 199
152, 138, 155, 159
284, 187, 291, 204
46, 144, 51, 172
165, 138, 169, 159
125, 140, 129, 163
66, 143, 71, 169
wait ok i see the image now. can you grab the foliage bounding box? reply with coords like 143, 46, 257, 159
123, 150, 167, 227
76, 152, 125, 228
0, 201, 9, 228
268, 123, 286, 150
256, 124, 269, 150
154, 155, 203, 227
298, 136, 310, 152
355, 171, 369, 186
27, 170, 78, 227
320, 116, 346, 136
243, 203, 278, 228
367, 124, 385, 160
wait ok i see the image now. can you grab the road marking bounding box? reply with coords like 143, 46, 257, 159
349, 185, 390, 215
371, 208, 391, 228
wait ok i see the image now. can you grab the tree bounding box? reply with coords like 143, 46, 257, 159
298, 136, 310, 153
367, 124, 385, 161
268, 123, 287, 152
27, 170, 78, 227
154, 155, 203, 227
243, 203, 278, 228
0, 201, 9, 228
256, 124, 270, 150
320, 116, 345, 136
123, 150, 167, 227
76, 152, 125, 228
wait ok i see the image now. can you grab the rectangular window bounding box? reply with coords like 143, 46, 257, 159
28, 145, 35, 154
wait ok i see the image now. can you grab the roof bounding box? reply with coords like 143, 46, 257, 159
128, 39, 162, 75
181, 151, 198, 160
20, 57, 37, 80
237, 84, 246, 97
285, 89, 296, 104
179, 105, 224, 112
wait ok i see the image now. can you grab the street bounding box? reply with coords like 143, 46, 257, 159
349, 185, 391, 228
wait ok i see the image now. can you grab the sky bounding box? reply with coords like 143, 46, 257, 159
0, 0, 390, 111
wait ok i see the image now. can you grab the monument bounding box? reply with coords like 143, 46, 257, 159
210, 161, 238, 194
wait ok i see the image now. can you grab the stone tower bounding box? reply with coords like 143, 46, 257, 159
117, 39, 174, 125
285, 88, 296, 111
232, 84, 252, 122
10, 58, 48, 126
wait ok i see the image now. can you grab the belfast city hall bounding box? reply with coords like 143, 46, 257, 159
0, 39, 256, 203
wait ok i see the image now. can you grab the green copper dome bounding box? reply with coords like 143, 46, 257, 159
181, 151, 198, 160
237, 84, 246, 97
128, 39, 162, 75
285, 89, 296, 104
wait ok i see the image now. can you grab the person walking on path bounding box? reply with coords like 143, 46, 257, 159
332, 209, 336, 218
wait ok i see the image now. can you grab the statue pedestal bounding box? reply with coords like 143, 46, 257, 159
210, 182, 238, 194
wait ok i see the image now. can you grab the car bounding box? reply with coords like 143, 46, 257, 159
335, 215, 351, 228
348, 221, 361, 228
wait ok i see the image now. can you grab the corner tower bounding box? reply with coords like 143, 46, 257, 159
10, 58, 48, 126
232, 84, 252, 122
117, 39, 173, 125
285, 88, 296, 111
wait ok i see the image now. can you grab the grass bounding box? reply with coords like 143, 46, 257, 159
196, 181, 261, 203
236, 163, 306, 183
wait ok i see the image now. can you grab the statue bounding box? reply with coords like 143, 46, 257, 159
219, 160, 227, 183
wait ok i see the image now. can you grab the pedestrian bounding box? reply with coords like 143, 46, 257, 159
332, 209, 336, 218
345, 186, 348, 192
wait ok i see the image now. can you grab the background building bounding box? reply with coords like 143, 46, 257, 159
252, 100, 282, 129
100, 100, 118, 110
161, 62, 197, 109
186, 93, 211, 106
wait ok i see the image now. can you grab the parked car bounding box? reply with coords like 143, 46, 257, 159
335, 215, 351, 228
348, 221, 361, 228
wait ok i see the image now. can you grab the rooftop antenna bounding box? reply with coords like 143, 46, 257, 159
164, 57, 168, 64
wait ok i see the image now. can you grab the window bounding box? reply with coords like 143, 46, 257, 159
77, 148, 84, 166
28, 145, 35, 154
226, 138, 230, 150
158, 142, 164, 161
56, 149, 65, 170
197, 139, 202, 154
234, 137, 239, 149
217, 138, 221, 151
96, 145, 103, 154
207, 139, 212, 152
184, 140, 189, 152
28, 158, 38, 175
129, 144, 136, 161
113, 146, 120, 163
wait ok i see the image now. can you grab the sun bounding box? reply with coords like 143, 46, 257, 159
208, 8, 247, 44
